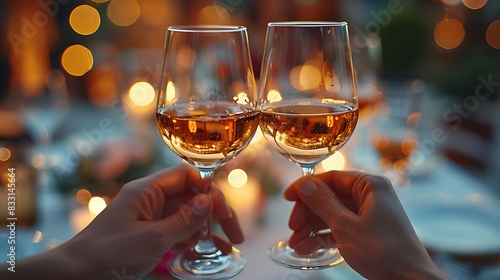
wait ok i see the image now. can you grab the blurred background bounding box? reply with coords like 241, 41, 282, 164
0, 0, 499, 279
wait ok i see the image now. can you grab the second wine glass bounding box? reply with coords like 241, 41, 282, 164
258, 22, 359, 269
156, 25, 259, 279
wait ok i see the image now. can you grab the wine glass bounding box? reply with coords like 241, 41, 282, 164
156, 25, 259, 279
258, 22, 359, 269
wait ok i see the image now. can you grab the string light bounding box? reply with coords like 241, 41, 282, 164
88, 196, 107, 215
486, 20, 500, 49
69, 5, 101, 35
462, 0, 488, 10
61, 45, 94, 76
434, 18, 465, 50
228, 169, 248, 188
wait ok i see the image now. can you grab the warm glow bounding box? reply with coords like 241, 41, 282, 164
234, 92, 249, 105
61, 45, 94, 76
434, 18, 465, 50
138, 0, 171, 26
129, 82, 155, 106
486, 20, 500, 49
321, 152, 346, 171
228, 169, 248, 188
88, 196, 107, 215
107, 0, 140, 27
267, 90, 283, 102
401, 138, 418, 157
462, 0, 488, 9
92, 0, 109, 2
88, 76, 118, 108
290, 60, 323, 92
69, 5, 101, 35
251, 128, 263, 143
166, 81, 176, 102
199, 5, 230, 24
76, 189, 92, 205
0, 148, 11, 161
32, 230, 43, 243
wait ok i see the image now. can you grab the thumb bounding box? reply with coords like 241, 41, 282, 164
159, 194, 212, 248
294, 177, 356, 230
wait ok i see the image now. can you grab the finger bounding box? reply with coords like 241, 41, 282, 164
286, 170, 373, 199
217, 208, 244, 244
293, 176, 357, 230
126, 164, 202, 196
209, 183, 233, 219
213, 234, 234, 255
293, 233, 338, 255
289, 217, 330, 247
158, 194, 212, 248
288, 201, 307, 230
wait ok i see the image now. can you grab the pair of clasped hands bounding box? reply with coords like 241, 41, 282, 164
2, 164, 446, 280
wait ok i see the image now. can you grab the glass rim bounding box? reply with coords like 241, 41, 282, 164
167, 25, 247, 32
267, 21, 348, 27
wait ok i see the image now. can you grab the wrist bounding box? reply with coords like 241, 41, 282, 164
393, 259, 447, 280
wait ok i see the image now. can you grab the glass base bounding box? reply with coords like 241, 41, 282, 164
268, 239, 344, 270
168, 246, 246, 279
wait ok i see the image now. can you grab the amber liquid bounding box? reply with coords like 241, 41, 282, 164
156, 102, 260, 169
260, 102, 358, 166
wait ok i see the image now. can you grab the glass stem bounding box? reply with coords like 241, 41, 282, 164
300, 165, 315, 177
300, 164, 319, 257
195, 169, 217, 255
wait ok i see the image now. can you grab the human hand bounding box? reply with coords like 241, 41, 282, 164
284, 170, 445, 280
62, 164, 243, 279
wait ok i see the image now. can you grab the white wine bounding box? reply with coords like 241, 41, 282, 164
156, 101, 259, 169
260, 102, 358, 166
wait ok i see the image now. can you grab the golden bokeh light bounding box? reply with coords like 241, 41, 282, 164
129, 81, 155, 106
267, 90, 283, 103
76, 189, 92, 205
462, 0, 488, 9
289, 59, 323, 92
166, 81, 176, 102
234, 92, 249, 105
486, 19, 500, 49
0, 148, 11, 161
321, 152, 346, 171
61, 45, 94, 76
69, 5, 101, 35
199, 5, 230, 24
434, 18, 465, 50
107, 0, 140, 27
92, 0, 109, 3
228, 169, 248, 188
88, 196, 107, 215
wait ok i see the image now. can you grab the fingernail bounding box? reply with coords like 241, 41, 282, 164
297, 179, 318, 197
193, 195, 210, 218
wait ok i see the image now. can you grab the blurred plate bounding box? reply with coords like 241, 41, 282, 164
408, 202, 500, 256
